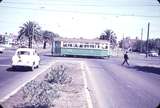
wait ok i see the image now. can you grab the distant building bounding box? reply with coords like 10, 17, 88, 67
0, 33, 17, 47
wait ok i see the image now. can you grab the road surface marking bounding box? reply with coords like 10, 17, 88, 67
80, 61, 93, 108
0, 64, 10, 67
0, 61, 57, 103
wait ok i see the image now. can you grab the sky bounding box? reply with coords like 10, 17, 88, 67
0, 0, 160, 40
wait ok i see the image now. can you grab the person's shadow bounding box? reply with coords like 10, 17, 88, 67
0, 104, 3, 108
131, 65, 160, 75
156, 103, 160, 108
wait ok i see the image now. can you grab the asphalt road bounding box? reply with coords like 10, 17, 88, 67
84, 56, 160, 108
0, 48, 54, 101
0, 50, 160, 108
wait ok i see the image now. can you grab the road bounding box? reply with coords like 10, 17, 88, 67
84, 55, 160, 108
0, 48, 54, 101
0, 50, 160, 108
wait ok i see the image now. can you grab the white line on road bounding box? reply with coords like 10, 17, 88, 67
0, 61, 56, 103
80, 61, 93, 108
0, 64, 10, 67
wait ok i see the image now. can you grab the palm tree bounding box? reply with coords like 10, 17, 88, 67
17, 21, 41, 48
100, 29, 117, 48
42, 30, 58, 49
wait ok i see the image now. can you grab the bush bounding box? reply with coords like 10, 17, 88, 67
14, 81, 58, 108
14, 65, 72, 108
14, 103, 48, 108
45, 65, 72, 84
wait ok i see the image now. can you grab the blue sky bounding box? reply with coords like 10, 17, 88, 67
0, 0, 160, 40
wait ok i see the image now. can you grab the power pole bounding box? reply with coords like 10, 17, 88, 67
140, 28, 143, 53
146, 22, 150, 58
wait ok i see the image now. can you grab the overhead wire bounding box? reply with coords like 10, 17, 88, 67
1, 1, 160, 17
0, 0, 160, 26
0, 5, 160, 18
2, 1, 160, 7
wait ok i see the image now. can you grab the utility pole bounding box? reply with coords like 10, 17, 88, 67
146, 22, 150, 58
140, 28, 143, 53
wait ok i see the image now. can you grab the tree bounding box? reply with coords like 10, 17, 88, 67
17, 21, 41, 48
124, 38, 160, 53
119, 37, 131, 50
132, 40, 146, 52
100, 29, 117, 48
42, 30, 59, 49
157, 0, 160, 3
155, 38, 160, 49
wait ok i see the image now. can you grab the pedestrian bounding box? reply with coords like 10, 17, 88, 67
122, 52, 129, 65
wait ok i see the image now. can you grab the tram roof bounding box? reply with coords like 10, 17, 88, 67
54, 37, 110, 44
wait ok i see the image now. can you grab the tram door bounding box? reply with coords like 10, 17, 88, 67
55, 41, 61, 54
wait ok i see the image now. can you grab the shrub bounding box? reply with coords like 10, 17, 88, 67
14, 65, 72, 108
14, 103, 48, 108
14, 81, 58, 108
45, 65, 72, 84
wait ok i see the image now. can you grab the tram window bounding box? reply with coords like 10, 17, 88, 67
90, 45, 94, 48
74, 44, 78, 47
68, 44, 72, 47
95, 43, 100, 48
79, 44, 83, 48
84, 45, 89, 48
63, 43, 67, 47
105, 46, 108, 49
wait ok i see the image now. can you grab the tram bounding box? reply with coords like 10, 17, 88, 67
52, 37, 111, 58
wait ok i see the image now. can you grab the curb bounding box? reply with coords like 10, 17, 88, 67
0, 61, 56, 103
80, 62, 93, 108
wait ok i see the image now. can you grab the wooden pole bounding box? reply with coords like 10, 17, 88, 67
140, 28, 143, 53
146, 22, 150, 58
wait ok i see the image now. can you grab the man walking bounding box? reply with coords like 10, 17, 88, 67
122, 52, 129, 65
